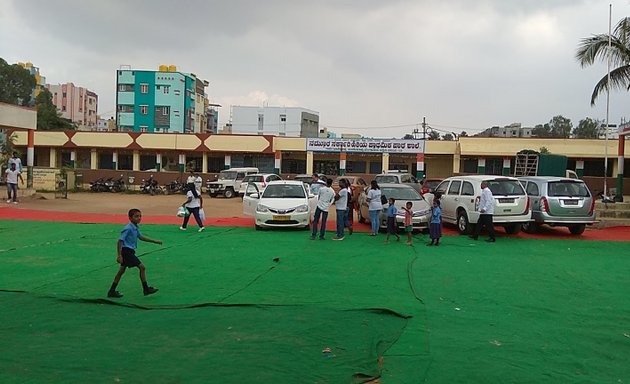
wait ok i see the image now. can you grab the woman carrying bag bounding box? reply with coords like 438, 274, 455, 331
180, 183, 205, 232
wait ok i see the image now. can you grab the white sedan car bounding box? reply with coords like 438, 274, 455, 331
242, 180, 317, 230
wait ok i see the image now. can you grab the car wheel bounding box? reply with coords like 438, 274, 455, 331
569, 224, 586, 235
504, 223, 521, 235
224, 189, 235, 199
522, 221, 537, 234
255, 224, 261, 231
457, 211, 470, 235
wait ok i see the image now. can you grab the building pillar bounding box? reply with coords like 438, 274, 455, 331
70, 150, 76, 168
90, 149, 98, 170
416, 153, 425, 179
202, 152, 208, 174
50, 148, 58, 168
477, 158, 486, 174
112, 151, 118, 170
274, 151, 281, 175
224, 154, 231, 169
306, 151, 314, 175
616, 136, 625, 202
156, 153, 162, 172
382, 153, 390, 174
502, 157, 510, 176
339, 151, 346, 175
575, 160, 584, 178
132, 150, 140, 171
178, 153, 186, 173
26, 129, 34, 188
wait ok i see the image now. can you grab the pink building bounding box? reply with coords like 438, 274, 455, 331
46, 83, 98, 130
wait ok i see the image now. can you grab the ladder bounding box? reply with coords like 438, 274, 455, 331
514, 154, 539, 176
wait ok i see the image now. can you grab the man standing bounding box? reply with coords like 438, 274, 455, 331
471, 181, 495, 242
333, 179, 348, 241
310, 178, 335, 240
310, 173, 325, 195
5, 163, 24, 204
8, 152, 23, 172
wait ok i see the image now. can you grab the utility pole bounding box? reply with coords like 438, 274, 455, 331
422, 116, 427, 140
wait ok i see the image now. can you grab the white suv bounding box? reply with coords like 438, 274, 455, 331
432, 175, 531, 235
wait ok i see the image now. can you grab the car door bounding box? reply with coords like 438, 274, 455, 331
443, 180, 462, 222
433, 181, 451, 220
524, 181, 541, 215
242, 183, 261, 216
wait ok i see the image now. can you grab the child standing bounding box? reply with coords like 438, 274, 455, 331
402, 201, 413, 245
428, 199, 442, 246
384, 197, 401, 244
107, 208, 161, 298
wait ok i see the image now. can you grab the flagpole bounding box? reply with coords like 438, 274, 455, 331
604, 3, 612, 197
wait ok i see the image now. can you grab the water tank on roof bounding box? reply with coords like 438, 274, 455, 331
168, 65, 177, 72
159, 65, 168, 72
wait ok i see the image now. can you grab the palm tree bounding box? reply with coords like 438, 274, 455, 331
576, 17, 630, 105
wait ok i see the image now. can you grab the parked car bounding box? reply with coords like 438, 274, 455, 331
374, 171, 422, 194
207, 167, 259, 198
332, 176, 368, 207
238, 173, 282, 196
242, 180, 317, 230
431, 175, 531, 235
421, 178, 443, 195
518, 176, 596, 235
357, 183, 431, 232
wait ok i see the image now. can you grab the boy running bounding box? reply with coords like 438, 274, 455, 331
107, 208, 161, 298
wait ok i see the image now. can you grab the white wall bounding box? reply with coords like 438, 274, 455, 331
230, 106, 317, 137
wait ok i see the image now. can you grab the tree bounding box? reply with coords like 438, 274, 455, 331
402, 134, 414, 139
459, 131, 468, 137
549, 115, 573, 138
441, 133, 454, 141
35, 89, 75, 131
427, 130, 440, 140
576, 17, 630, 105
0, 58, 36, 106
573, 117, 601, 139
532, 123, 551, 137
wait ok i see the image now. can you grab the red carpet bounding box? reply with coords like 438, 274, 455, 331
0, 206, 628, 241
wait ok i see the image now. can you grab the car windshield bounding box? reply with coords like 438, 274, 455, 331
333, 177, 354, 185
262, 184, 306, 198
381, 187, 422, 201
548, 181, 590, 197
218, 171, 237, 180
375, 175, 399, 183
488, 180, 525, 196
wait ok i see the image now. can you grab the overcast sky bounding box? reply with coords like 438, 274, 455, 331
2, 0, 630, 137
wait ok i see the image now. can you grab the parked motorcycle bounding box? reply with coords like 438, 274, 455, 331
141, 175, 160, 195
89, 178, 108, 192
166, 179, 185, 195
110, 175, 126, 193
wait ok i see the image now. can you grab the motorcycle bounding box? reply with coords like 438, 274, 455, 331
89, 178, 108, 192
141, 175, 160, 195
110, 175, 126, 193
166, 179, 185, 195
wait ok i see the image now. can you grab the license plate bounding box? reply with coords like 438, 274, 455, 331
499, 198, 514, 203
564, 200, 578, 205
273, 215, 290, 221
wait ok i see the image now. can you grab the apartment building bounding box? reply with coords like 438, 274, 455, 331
230, 106, 319, 137
46, 83, 98, 130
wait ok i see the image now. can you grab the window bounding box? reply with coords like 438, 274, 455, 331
117, 105, 133, 113
62, 92, 66, 98
461, 181, 474, 196
447, 180, 461, 195
140, 83, 149, 93
61, 106, 66, 112
140, 105, 148, 115
525, 182, 539, 196
280, 114, 286, 122
163, 106, 170, 115
140, 126, 148, 132
163, 86, 170, 94
174, 90, 180, 96
118, 84, 134, 92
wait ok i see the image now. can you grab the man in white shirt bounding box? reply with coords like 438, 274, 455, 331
310, 178, 335, 240
5, 163, 24, 204
8, 152, 23, 172
186, 171, 203, 193
471, 181, 496, 242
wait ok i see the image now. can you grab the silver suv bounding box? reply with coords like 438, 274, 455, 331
433, 175, 531, 235
518, 176, 596, 235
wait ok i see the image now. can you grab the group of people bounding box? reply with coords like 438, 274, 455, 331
309, 175, 444, 246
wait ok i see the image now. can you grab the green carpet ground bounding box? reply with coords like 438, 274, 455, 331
0, 220, 629, 383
